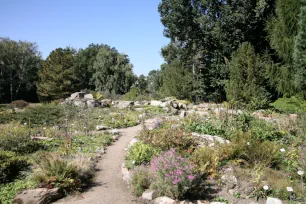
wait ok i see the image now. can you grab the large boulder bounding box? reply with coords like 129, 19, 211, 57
73, 100, 85, 107
191, 132, 230, 147
151, 100, 163, 107
86, 99, 100, 108
142, 190, 158, 201
115, 101, 134, 109
70, 92, 85, 100
84, 93, 94, 100
13, 188, 63, 204
101, 99, 112, 108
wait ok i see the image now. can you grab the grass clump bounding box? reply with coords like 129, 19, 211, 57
270, 96, 306, 114
130, 166, 151, 197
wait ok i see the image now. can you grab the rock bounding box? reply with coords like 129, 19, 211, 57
171, 108, 179, 115
214, 108, 243, 116
220, 166, 238, 189
135, 108, 145, 112
127, 138, 140, 149
112, 135, 120, 140
84, 93, 94, 100
115, 101, 134, 109
96, 125, 111, 131
266, 197, 283, 204
192, 133, 230, 146
101, 99, 112, 108
180, 103, 187, 110
107, 129, 120, 135
121, 163, 131, 183
180, 110, 186, 118
228, 189, 235, 195
70, 92, 85, 100
13, 188, 63, 204
151, 100, 163, 107
142, 190, 157, 201
73, 100, 85, 107
172, 102, 178, 109
86, 99, 99, 108
154, 196, 177, 204
289, 114, 298, 120
179, 201, 193, 204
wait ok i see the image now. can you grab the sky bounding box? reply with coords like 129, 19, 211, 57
0, 0, 169, 76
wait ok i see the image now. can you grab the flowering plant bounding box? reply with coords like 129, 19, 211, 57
150, 149, 195, 199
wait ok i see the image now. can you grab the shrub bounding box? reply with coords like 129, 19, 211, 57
8, 100, 29, 109
270, 96, 306, 113
125, 142, 161, 169
0, 151, 29, 183
130, 166, 151, 197
0, 122, 42, 154
249, 119, 286, 142
138, 123, 197, 153
101, 110, 139, 128
32, 153, 95, 193
149, 149, 195, 199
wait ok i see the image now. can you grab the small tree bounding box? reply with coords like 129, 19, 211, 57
226, 42, 270, 109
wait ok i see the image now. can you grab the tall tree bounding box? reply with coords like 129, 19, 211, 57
37, 47, 76, 101
0, 38, 41, 103
91, 46, 136, 95
147, 70, 163, 97
293, 1, 306, 96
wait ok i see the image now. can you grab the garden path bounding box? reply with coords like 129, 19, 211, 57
53, 119, 159, 204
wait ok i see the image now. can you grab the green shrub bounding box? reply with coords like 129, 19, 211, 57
130, 166, 151, 197
0, 176, 37, 204
249, 119, 286, 142
0, 122, 42, 154
270, 96, 306, 113
101, 110, 139, 128
32, 153, 95, 193
8, 100, 29, 109
137, 123, 197, 153
125, 142, 161, 169
0, 151, 29, 183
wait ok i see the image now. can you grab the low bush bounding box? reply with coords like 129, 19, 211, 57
8, 100, 29, 109
32, 153, 95, 193
125, 142, 161, 169
249, 119, 286, 142
150, 149, 195, 199
101, 110, 139, 128
0, 122, 42, 154
130, 166, 151, 197
270, 96, 306, 114
138, 123, 197, 153
0, 151, 29, 183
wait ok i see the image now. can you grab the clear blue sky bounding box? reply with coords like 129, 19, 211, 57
0, 0, 169, 76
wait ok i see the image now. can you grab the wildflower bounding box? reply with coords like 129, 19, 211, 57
24, 123, 27, 125
263, 185, 269, 190
43, 127, 46, 130
132, 160, 136, 164
298, 170, 304, 176
280, 148, 286, 152
188, 175, 195, 181
247, 142, 250, 146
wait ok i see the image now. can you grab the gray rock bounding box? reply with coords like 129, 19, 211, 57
172, 102, 178, 109
84, 93, 94, 100
70, 92, 85, 100
115, 101, 134, 109
142, 190, 157, 201
192, 133, 230, 146
96, 125, 111, 131
180, 103, 187, 110
180, 110, 186, 118
13, 188, 63, 204
112, 135, 120, 140
73, 100, 85, 107
151, 100, 163, 107
86, 99, 98, 108
101, 99, 112, 108
121, 162, 131, 183
107, 129, 120, 135
154, 196, 177, 204
266, 197, 283, 204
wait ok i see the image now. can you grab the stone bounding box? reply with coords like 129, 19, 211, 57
154, 196, 177, 204
86, 100, 99, 108
112, 135, 120, 140
172, 102, 178, 109
115, 101, 134, 109
142, 190, 157, 201
180, 110, 186, 118
96, 125, 111, 131
107, 129, 120, 135
180, 103, 187, 110
101, 99, 112, 107
70, 92, 85, 100
289, 114, 298, 120
192, 133, 230, 146
127, 138, 140, 149
73, 100, 85, 107
84, 93, 94, 100
151, 100, 163, 107
121, 163, 131, 183
266, 197, 283, 204
13, 188, 63, 204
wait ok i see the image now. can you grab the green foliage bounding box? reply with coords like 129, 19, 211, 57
32, 153, 95, 192
271, 96, 306, 113
125, 142, 161, 169
0, 37, 41, 103
123, 87, 152, 101
37, 47, 77, 101
101, 110, 139, 128
91, 46, 136, 95
8, 100, 29, 109
0, 176, 37, 204
226, 42, 270, 109
137, 122, 197, 153
293, 3, 306, 95
130, 166, 151, 197
0, 122, 42, 154
0, 151, 29, 183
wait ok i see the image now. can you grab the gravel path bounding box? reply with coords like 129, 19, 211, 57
54, 124, 145, 204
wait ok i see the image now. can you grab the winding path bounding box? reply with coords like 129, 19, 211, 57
54, 124, 146, 204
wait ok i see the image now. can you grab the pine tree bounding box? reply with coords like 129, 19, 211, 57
37, 47, 76, 101
293, 1, 306, 96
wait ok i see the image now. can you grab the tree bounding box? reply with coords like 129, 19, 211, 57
0, 38, 41, 103
73, 44, 106, 90
293, 1, 306, 96
226, 42, 270, 109
37, 47, 76, 101
147, 70, 163, 97
91, 46, 136, 95
134, 74, 148, 94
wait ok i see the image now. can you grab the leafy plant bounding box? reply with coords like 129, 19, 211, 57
125, 142, 161, 169
271, 97, 306, 114
149, 149, 195, 199
130, 166, 151, 197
